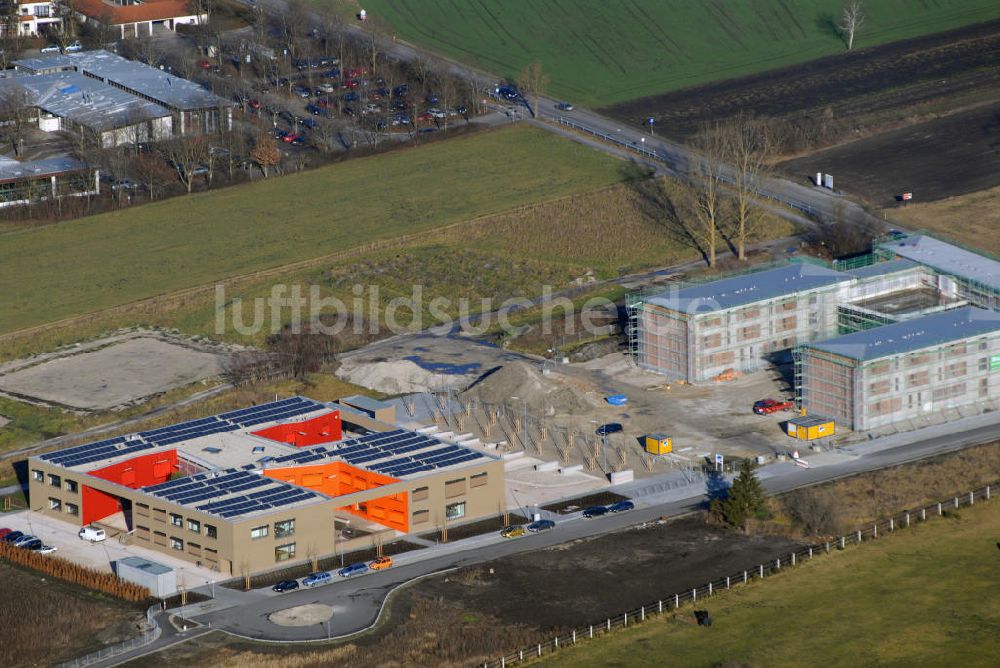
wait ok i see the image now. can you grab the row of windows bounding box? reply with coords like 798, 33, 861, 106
135, 526, 219, 562
32, 470, 78, 494
411, 501, 467, 525
136, 503, 218, 539
250, 519, 295, 540
48, 498, 79, 516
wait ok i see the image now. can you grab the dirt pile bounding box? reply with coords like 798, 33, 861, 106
336, 358, 478, 395
463, 361, 597, 415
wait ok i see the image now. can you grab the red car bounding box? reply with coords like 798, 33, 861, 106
416, 111, 435, 122
0, 528, 12, 539
343, 67, 367, 78
248, 99, 261, 110
343, 79, 360, 89
281, 132, 302, 143
753, 399, 795, 415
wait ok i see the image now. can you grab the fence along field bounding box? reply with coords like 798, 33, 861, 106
487, 483, 1000, 668
360, 0, 1000, 107
0, 126, 622, 336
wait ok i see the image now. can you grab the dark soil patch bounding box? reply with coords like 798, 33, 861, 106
604, 19, 1000, 139
220, 540, 426, 590
779, 101, 1000, 203
543, 491, 629, 514
418, 513, 530, 542
414, 515, 802, 631
162, 591, 211, 609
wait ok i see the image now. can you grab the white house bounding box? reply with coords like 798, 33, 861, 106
2, 1, 62, 36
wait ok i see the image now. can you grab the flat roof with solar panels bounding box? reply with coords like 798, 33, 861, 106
33, 396, 497, 523
268, 428, 489, 478
143, 468, 324, 520
37, 396, 328, 473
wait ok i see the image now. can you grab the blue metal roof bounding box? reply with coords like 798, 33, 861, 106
878, 235, 1000, 293
844, 258, 920, 280
803, 306, 1000, 362
646, 263, 850, 315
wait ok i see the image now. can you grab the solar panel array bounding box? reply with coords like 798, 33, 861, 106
38, 436, 153, 468
143, 468, 321, 519
270, 428, 488, 478
217, 396, 324, 427
37, 397, 326, 469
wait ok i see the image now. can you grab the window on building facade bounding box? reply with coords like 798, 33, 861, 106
49, 498, 61, 511
445, 501, 466, 521
48, 473, 61, 488
205, 524, 217, 539
274, 519, 295, 538
412, 509, 429, 524
187, 519, 200, 533
275, 543, 296, 562
470, 472, 488, 488
66, 503, 79, 516
32, 470, 43, 482
170, 513, 183, 527
64, 479, 78, 493
250, 525, 268, 540
412, 486, 429, 501
170, 537, 183, 551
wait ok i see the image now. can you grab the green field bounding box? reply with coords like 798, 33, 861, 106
0, 126, 623, 335
360, 0, 1000, 106
544, 500, 1000, 667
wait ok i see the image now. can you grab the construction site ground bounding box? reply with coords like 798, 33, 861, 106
344, 332, 804, 485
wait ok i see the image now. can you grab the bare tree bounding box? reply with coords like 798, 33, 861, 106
722, 113, 772, 262
0, 85, 35, 158
0, 3, 26, 71
132, 153, 174, 200
249, 136, 281, 177
162, 136, 209, 192
837, 0, 865, 50
516, 61, 549, 118
687, 124, 729, 268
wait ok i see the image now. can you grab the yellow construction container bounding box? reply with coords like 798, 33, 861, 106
786, 415, 835, 440
645, 433, 673, 455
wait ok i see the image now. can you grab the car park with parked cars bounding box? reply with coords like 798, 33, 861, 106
302, 571, 332, 587
526, 519, 555, 533
272, 579, 300, 592
338, 562, 369, 578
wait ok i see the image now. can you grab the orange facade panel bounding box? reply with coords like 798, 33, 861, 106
263, 461, 407, 532
252, 411, 342, 447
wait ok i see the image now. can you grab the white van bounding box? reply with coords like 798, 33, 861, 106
78, 526, 107, 543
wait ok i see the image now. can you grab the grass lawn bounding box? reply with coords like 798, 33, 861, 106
359, 0, 1000, 107
887, 185, 1000, 258
0, 126, 623, 335
543, 500, 1000, 667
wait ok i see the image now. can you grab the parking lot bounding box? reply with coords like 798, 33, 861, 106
1, 510, 222, 591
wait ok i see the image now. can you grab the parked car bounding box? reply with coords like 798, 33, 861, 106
20, 538, 42, 551
272, 579, 300, 593
13, 534, 38, 548
302, 571, 332, 587
35, 545, 57, 554
343, 91, 359, 102
607, 500, 635, 513
40, 44, 60, 54
582, 506, 608, 519
3, 530, 24, 543
368, 556, 393, 570
427, 108, 447, 119
292, 86, 312, 98
78, 526, 107, 542
315, 83, 336, 94
555, 102, 574, 111
500, 525, 526, 538
63, 41, 84, 53
496, 86, 519, 100
595, 423, 623, 436
0, 528, 12, 539
338, 562, 369, 578
526, 519, 555, 533
190, 165, 210, 176
416, 111, 434, 122
281, 132, 303, 144
753, 399, 794, 415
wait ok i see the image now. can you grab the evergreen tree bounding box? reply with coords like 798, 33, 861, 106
712, 459, 768, 531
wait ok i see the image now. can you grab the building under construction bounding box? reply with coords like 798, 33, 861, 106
632, 232, 1000, 430
634, 262, 852, 382
795, 307, 1000, 431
